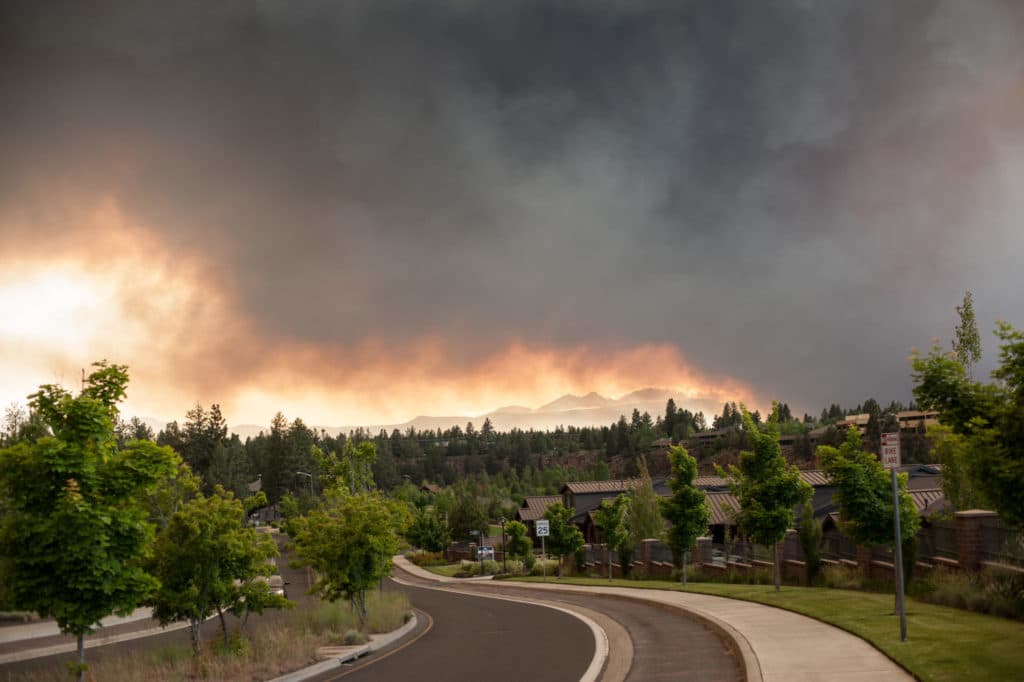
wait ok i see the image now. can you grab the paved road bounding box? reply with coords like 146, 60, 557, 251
314, 578, 595, 682
391, 567, 741, 682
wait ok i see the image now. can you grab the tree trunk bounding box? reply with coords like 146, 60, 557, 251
773, 541, 781, 592
682, 552, 688, 586
217, 606, 229, 649
607, 544, 612, 581
190, 617, 202, 657
76, 633, 85, 682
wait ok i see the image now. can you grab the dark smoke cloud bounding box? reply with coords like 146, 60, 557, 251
3, 0, 1023, 414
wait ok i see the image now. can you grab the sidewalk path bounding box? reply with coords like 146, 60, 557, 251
394, 557, 912, 682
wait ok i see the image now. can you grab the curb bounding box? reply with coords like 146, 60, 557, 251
268, 613, 419, 682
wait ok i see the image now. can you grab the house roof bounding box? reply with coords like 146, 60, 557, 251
420, 483, 441, 494
694, 469, 831, 489
561, 479, 641, 495
706, 491, 740, 526
517, 495, 562, 521
909, 488, 948, 516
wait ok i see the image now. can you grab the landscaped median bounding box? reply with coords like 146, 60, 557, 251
508, 576, 1024, 682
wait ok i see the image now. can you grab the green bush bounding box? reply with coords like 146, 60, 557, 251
529, 559, 559, 576
456, 560, 480, 577
481, 559, 500, 575
406, 550, 448, 567
917, 566, 1024, 620
503, 559, 525, 575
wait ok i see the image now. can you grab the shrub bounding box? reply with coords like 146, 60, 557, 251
481, 559, 500, 575
405, 550, 448, 567
821, 564, 865, 591
456, 560, 480, 577
503, 559, 525, 575
529, 559, 559, 576
343, 629, 366, 645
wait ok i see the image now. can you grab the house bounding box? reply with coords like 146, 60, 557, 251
515, 495, 562, 538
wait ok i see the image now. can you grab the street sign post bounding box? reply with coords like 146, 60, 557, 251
882, 432, 907, 641
536, 520, 550, 579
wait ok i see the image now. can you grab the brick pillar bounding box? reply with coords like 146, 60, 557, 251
642, 539, 656, 573
695, 536, 713, 567
856, 545, 873, 577
956, 510, 998, 571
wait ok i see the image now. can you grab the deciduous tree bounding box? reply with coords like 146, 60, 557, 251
817, 427, 919, 580
292, 490, 409, 625
593, 495, 631, 580
0, 362, 177, 680
720, 403, 811, 591
953, 290, 982, 377
913, 321, 1024, 525
660, 445, 708, 584
148, 486, 288, 655
542, 502, 584, 577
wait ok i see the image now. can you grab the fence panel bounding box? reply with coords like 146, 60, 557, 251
918, 521, 958, 560
980, 517, 1024, 567
821, 531, 857, 561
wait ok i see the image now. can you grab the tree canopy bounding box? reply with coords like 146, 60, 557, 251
0, 362, 177, 678
720, 403, 811, 590
913, 321, 1024, 526
817, 427, 919, 548
660, 445, 709, 575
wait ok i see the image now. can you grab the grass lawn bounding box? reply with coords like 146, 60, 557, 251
510, 576, 1024, 682
423, 563, 463, 577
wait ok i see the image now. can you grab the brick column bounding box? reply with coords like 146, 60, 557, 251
642, 539, 656, 573
956, 510, 998, 571
695, 536, 713, 567
856, 545, 873, 577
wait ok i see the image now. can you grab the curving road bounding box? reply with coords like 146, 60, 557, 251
314, 579, 596, 682
385, 566, 742, 682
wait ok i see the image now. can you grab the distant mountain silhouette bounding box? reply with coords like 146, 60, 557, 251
213, 388, 725, 439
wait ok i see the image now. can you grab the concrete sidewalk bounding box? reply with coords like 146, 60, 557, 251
394, 556, 912, 682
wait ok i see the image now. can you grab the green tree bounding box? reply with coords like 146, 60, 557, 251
953, 290, 982, 377
720, 403, 811, 591
148, 486, 288, 655
449, 487, 488, 542
504, 520, 533, 566
313, 440, 377, 494
926, 424, 986, 511
913, 322, 1024, 526
0, 362, 177, 679
407, 507, 451, 552
594, 495, 631, 580
660, 445, 709, 584
818, 426, 919, 545
798, 502, 823, 585
627, 458, 666, 556
292, 490, 409, 625
542, 502, 584, 577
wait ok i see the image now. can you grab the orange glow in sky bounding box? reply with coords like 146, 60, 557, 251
1, 200, 754, 428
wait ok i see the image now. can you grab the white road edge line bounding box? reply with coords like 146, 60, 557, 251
390, 574, 609, 682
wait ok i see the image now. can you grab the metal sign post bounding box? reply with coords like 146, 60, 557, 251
882, 432, 907, 642
536, 519, 550, 580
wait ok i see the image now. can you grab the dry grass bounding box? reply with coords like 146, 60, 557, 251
16, 591, 412, 681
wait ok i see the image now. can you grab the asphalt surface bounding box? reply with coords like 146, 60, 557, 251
317, 579, 595, 682
392, 569, 742, 682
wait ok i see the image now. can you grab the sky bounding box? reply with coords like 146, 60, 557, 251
2, 1, 1024, 428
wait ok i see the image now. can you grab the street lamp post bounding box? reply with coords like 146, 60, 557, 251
500, 516, 507, 574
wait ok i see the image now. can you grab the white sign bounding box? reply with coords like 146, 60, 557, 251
881, 432, 901, 469
477, 546, 494, 561
535, 519, 550, 537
